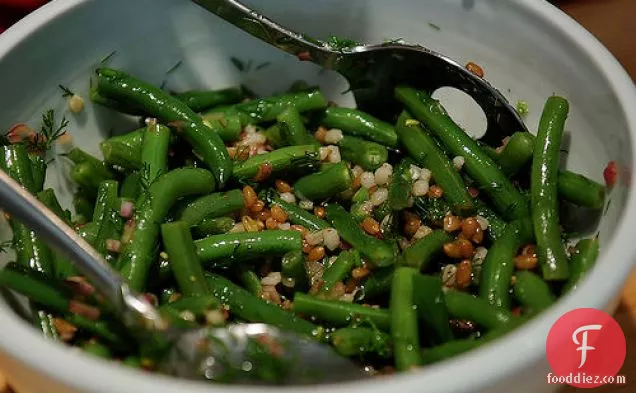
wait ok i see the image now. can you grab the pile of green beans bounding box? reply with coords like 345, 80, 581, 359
0, 67, 606, 380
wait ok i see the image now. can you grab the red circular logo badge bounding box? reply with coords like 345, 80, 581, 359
546, 308, 626, 388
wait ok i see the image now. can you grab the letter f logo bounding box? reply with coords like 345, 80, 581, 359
572, 324, 602, 368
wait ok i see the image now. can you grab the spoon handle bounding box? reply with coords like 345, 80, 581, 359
191, 0, 336, 67
0, 169, 160, 328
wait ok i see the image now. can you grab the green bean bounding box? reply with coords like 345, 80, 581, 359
141, 120, 171, 183
71, 162, 115, 198
321, 107, 398, 148
420, 314, 531, 364
277, 107, 318, 146
513, 271, 555, 312
387, 158, 414, 212
158, 295, 220, 317
233, 145, 320, 182
330, 327, 391, 358
556, 171, 606, 210
1, 145, 54, 273
92, 181, 122, 259
234, 267, 262, 296
0, 264, 70, 313
473, 199, 507, 242
360, 267, 394, 300
37, 188, 71, 224
119, 172, 141, 200
281, 250, 308, 291
352, 188, 370, 204
496, 132, 535, 177
0, 144, 36, 193
318, 249, 360, 297
118, 168, 216, 291
531, 96, 570, 281
397, 111, 474, 216
95, 68, 232, 187
194, 230, 302, 267
411, 274, 454, 343
65, 147, 116, 180
161, 221, 210, 297
292, 293, 390, 330
390, 267, 422, 370
90, 85, 145, 116
325, 204, 396, 267
37, 189, 76, 278
202, 111, 243, 143
83, 341, 112, 359
34, 311, 59, 340
66, 314, 130, 349
178, 189, 244, 227
72, 198, 92, 225
77, 222, 98, 245
395, 87, 529, 220
293, 162, 353, 201
337, 135, 388, 171
100, 140, 142, 170
207, 274, 322, 338
444, 290, 512, 330
203, 90, 327, 125
10, 223, 54, 273
264, 124, 285, 149
174, 86, 245, 112
491, 133, 606, 209
106, 129, 144, 151
264, 193, 329, 231
479, 218, 533, 309
400, 230, 452, 271
192, 216, 236, 237
563, 237, 600, 293
123, 356, 142, 368
28, 154, 47, 192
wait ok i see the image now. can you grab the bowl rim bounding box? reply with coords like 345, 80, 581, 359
1, 1, 635, 392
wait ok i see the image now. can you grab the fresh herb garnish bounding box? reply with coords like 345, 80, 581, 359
139, 162, 154, 192
59, 85, 74, 98
326, 35, 360, 51
166, 60, 183, 75
27, 110, 69, 153
382, 38, 405, 46
100, 50, 117, 64
516, 100, 529, 118
231, 57, 246, 72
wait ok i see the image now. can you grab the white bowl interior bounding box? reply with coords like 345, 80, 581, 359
0, 1, 634, 393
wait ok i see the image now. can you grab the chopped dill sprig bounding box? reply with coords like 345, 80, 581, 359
59, 85, 74, 98
27, 109, 69, 153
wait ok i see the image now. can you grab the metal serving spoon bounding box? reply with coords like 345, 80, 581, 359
0, 169, 364, 385
191, 0, 527, 145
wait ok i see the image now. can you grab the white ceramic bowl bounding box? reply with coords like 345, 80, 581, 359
0, 1, 635, 392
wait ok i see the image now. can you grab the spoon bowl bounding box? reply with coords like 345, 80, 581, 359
162, 323, 366, 385
192, 0, 527, 145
